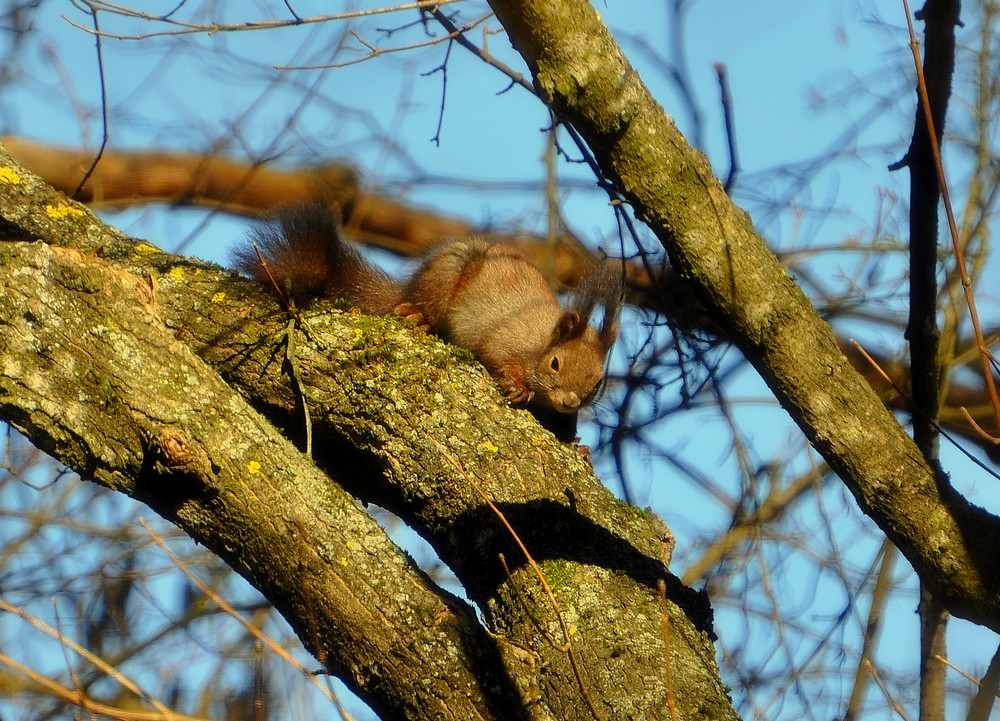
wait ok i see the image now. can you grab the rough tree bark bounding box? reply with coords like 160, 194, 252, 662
0, 142, 735, 720
9, 137, 1000, 461
484, 0, 1000, 632
0, 0, 999, 719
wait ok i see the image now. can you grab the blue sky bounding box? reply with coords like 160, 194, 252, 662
2, 2, 999, 719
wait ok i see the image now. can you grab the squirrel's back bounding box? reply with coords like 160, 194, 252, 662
404, 240, 620, 412
405, 241, 564, 356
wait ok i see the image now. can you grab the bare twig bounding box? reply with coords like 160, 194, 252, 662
437, 447, 603, 721
960, 644, 1000, 721
0, 649, 205, 721
849, 339, 1000, 481
900, 0, 1000, 441
844, 542, 897, 721
865, 659, 913, 721
277, 24, 470, 71
64, 0, 463, 41
713, 63, 740, 193
658, 580, 679, 721
0, 597, 178, 719
250, 242, 299, 322
71, 4, 109, 200
52, 601, 96, 721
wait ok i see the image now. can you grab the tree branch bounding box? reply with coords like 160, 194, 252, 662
484, 0, 1000, 630
0, 238, 527, 720
0, 143, 738, 719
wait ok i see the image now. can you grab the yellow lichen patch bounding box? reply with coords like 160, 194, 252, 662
339, 540, 357, 567
45, 204, 84, 218
0, 167, 20, 184
211, 292, 226, 303
480, 439, 499, 454
247, 460, 261, 474
167, 267, 185, 282
135, 243, 161, 256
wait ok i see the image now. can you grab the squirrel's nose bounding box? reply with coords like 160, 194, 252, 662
562, 393, 581, 410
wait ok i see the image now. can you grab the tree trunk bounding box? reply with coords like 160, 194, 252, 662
486, 0, 1000, 631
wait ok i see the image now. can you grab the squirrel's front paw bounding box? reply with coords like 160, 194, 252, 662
393, 301, 431, 331
496, 370, 534, 407
504, 385, 534, 407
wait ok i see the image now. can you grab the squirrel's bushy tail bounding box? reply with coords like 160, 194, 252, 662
232, 203, 401, 313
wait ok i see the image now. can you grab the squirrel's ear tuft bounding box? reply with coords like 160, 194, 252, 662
567, 256, 625, 348
550, 310, 585, 345
599, 313, 620, 350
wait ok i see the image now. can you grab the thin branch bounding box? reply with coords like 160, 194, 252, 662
865, 659, 913, 721
0, 597, 179, 719
848, 339, 1000, 482
0, 649, 206, 721
901, 0, 1000, 440
428, 7, 533, 94
71, 4, 109, 200
52, 602, 96, 721
277, 24, 468, 71
844, 542, 897, 721
658, 580, 679, 721
960, 643, 1000, 721
421, 33, 454, 146
713, 63, 740, 193
63, 0, 463, 41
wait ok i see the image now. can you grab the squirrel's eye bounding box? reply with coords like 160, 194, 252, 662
550, 355, 560, 372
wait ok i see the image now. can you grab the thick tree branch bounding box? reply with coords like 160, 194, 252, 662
0, 135, 549, 257
0, 145, 738, 720
13, 135, 1000, 463
484, 0, 1000, 629
0, 239, 524, 720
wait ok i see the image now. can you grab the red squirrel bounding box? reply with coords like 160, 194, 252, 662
233, 204, 622, 419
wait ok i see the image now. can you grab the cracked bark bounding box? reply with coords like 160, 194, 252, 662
0, 144, 735, 720
485, 0, 1000, 629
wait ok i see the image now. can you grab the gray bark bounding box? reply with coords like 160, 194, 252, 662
0, 143, 735, 720
486, 0, 1000, 632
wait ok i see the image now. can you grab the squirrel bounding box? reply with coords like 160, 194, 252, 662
232, 203, 622, 424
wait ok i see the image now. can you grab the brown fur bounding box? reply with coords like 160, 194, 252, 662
233, 204, 622, 414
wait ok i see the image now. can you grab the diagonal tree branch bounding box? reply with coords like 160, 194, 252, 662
0, 143, 738, 720
484, 0, 1000, 630
12, 136, 1000, 465
0, 238, 523, 721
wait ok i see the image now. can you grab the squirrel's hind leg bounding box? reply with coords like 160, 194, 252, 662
392, 301, 432, 331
